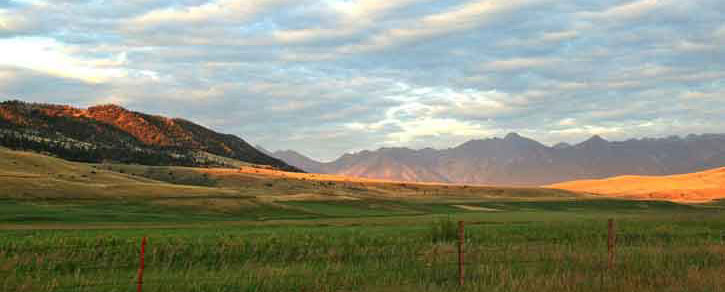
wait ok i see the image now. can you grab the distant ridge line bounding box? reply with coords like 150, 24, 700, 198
271, 132, 725, 186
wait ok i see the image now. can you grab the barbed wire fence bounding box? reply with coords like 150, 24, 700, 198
2, 218, 724, 291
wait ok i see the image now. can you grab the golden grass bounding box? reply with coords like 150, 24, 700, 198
0, 147, 238, 199
1, 147, 583, 204
548, 167, 725, 203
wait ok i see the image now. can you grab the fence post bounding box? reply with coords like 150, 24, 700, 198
458, 220, 465, 287
137, 236, 147, 292
607, 219, 616, 271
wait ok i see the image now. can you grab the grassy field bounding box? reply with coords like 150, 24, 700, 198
2, 207, 725, 292
2, 147, 725, 291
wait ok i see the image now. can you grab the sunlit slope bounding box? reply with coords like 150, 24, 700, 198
548, 167, 725, 203
0, 147, 237, 199
1, 146, 582, 202
0, 148, 658, 224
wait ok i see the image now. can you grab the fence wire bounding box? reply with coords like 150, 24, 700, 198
3, 227, 725, 290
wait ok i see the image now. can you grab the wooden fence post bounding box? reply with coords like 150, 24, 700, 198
458, 220, 465, 287
137, 236, 147, 292
607, 219, 616, 271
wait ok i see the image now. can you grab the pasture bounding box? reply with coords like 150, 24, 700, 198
2, 199, 725, 292
2, 147, 725, 291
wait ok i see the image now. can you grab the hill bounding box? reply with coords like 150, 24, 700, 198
548, 167, 725, 203
0, 100, 298, 171
0, 146, 239, 199
0, 146, 590, 221
272, 133, 725, 186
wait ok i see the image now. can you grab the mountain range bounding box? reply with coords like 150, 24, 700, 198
0, 101, 299, 171
3, 101, 724, 186
270, 132, 725, 186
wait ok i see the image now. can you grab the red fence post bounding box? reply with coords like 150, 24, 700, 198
458, 220, 465, 287
137, 236, 147, 292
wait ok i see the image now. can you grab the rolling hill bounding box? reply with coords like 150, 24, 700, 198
548, 167, 725, 203
272, 133, 725, 186
0, 146, 589, 224
0, 100, 298, 171
0, 146, 238, 199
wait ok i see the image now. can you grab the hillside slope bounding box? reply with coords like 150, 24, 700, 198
0, 146, 580, 202
548, 167, 725, 203
0, 147, 238, 199
0, 101, 298, 171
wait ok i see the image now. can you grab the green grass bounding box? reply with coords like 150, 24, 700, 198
1, 200, 725, 292
3, 148, 725, 291
0, 198, 713, 225
0, 199, 316, 223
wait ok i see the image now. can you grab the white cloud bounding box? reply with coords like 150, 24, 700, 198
344, 84, 513, 144
549, 125, 623, 136
540, 30, 579, 42
0, 0, 723, 160
673, 40, 716, 52
558, 118, 577, 126
128, 0, 287, 28
337, 0, 547, 53
681, 89, 725, 100
484, 57, 562, 71
272, 0, 429, 45
0, 8, 24, 32
0, 37, 129, 83
715, 25, 725, 41
581, 0, 664, 21
387, 117, 494, 143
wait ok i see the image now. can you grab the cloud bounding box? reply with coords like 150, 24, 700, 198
336, 0, 548, 54
273, 0, 428, 44
0, 7, 27, 34
129, 0, 286, 28
681, 89, 725, 100
582, 0, 663, 21
0, 37, 130, 83
483, 57, 563, 72
0, 0, 723, 160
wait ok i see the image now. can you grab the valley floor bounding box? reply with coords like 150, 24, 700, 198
2, 147, 725, 291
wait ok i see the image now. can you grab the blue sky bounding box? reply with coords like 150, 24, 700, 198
0, 0, 723, 161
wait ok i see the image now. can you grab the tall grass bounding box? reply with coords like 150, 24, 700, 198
429, 216, 458, 243
2, 212, 725, 292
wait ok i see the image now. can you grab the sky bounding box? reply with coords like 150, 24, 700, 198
0, 0, 723, 161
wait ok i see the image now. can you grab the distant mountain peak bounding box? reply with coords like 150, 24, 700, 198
272, 130, 725, 186
580, 134, 609, 146
504, 132, 522, 140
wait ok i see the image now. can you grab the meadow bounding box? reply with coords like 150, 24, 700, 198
2, 199, 725, 292
2, 147, 725, 291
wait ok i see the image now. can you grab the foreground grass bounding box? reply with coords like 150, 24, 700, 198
1, 204, 724, 292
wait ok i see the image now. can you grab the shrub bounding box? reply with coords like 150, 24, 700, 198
430, 216, 458, 243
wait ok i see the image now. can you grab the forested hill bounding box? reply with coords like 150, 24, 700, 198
0, 100, 300, 171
